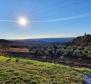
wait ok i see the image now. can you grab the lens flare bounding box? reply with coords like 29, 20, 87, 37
18, 17, 27, 26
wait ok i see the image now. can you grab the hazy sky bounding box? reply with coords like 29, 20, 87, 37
0, 0, 91, 39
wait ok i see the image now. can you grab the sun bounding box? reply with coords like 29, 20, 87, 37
18, 17, 27, 26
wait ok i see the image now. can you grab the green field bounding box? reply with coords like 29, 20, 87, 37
0, 56, 89, 84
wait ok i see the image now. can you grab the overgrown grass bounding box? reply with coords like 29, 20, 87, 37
75, 68, 91, 75
0, 56, 85, 84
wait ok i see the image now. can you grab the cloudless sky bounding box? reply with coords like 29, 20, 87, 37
0, 0, 91, 39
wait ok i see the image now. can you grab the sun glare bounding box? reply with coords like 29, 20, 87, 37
18, 17, 27, 26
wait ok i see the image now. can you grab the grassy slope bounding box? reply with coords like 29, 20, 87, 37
0, 56, 85, 84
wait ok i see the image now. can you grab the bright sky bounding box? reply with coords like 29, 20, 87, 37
0, 0, 91, 39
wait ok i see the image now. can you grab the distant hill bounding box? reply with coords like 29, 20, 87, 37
1, 34, 91, 47
0, 37, 74, 48
13, 37, 74, 45
0, 39, 10, 44
71, 34, 91, 46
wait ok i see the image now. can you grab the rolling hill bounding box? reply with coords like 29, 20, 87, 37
71, 34, 91, 46
12, 37, 74, 45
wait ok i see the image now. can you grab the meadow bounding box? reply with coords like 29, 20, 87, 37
0, 56, 89, 84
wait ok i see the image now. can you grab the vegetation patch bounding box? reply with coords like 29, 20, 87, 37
0, 56, 85, 84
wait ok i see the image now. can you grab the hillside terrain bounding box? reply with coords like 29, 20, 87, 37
71, 34, 91, 46
0, 35, 91, 68
0, 56, 86, 84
